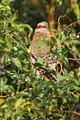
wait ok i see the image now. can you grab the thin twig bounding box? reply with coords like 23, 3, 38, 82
63, 20, 80, 32
68, 58, 80, 61
73, 111, 80, 116
61, 31, 80, 46
58, 15, 72, 31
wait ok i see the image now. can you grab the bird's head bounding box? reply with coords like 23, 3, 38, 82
34, 21, 50, 35
37, 21, 49, 29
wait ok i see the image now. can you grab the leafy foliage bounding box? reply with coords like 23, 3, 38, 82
0, 0, 80, 120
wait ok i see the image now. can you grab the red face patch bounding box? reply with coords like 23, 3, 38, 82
37, 25, 47, 28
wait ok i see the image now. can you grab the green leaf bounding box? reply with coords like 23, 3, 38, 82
11, 57, 22, 68
56, 73, 65, 81
0, 99, 5, 105
35, 39, 47, 47
42, 0, 49, 4
37, 57, 45, 65
27, 106, 31, 112
15, 97, 25, 109
4, 53, 10, 63
1, 0, 14, 5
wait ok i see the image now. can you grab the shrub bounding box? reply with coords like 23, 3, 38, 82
0, 0, 80, 120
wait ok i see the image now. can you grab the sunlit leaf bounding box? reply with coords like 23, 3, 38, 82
11, 57, 22, 68
0, 99, 4, 105
15, 97, 25, 109
27, 106, 31, 112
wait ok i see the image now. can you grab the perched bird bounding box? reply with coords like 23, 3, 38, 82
30, 21, 57, 79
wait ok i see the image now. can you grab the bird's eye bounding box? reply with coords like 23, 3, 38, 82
37, 26, 40, 28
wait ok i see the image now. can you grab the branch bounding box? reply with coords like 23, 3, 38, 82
61, 31, 80, 46
58, 15, 72, 31
68, 58, 80, 61
62, 20, 80, 32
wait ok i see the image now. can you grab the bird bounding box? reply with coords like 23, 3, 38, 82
29, 21, 58, 79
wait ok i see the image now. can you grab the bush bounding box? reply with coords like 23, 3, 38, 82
0, 0, 80, 120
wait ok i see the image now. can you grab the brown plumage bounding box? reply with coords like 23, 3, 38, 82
30, 21, 57, 79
